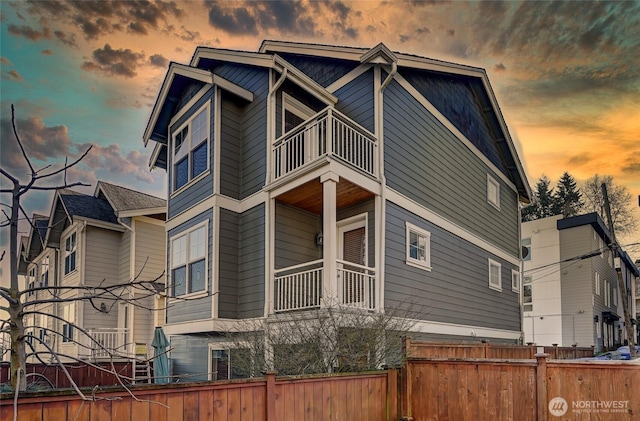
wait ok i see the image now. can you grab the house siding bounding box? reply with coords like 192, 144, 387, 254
274, 202, 321, 270
133, 219, 166, 283
238, 204, 265, 318
166, 210, 213, 324
219, 95, 244, 199
334, 69, 375, 134
277, 53, 360, 88
383, 79, 519, 256
218, 208, 239, 318
213, 63, 269, 198
384, 201, 520, 331
168, 89, 215, 219
119, 229, 131, 283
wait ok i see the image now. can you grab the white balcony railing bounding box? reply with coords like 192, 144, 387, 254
274, 259, 377, 313
272, 107, 377, 180
80, 328, 129, 359
338, 260, 376, 310
274, 260, 323, 312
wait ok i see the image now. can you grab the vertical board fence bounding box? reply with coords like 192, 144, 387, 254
0, 362, 134, 389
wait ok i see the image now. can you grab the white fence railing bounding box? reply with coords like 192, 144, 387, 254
337, 260, 376, 310
80, 328, 129, 359
272, 107, 377, 180
274, 260, 323, 312
274, 259, 377, 313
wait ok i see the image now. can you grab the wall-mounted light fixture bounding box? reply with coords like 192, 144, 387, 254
594, 315, 599, 323
315, 232, 323, 247
100, 302, 107, 312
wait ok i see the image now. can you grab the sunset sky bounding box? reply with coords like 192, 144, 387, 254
1, 0, 639, 281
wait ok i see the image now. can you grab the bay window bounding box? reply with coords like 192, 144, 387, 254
173, 104, 210, 191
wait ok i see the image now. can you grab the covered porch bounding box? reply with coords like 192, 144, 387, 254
271, 176, 380, 314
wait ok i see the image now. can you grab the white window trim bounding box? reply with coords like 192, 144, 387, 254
169, 220, 209, 299
61, 303, 75, 343
208, 342, 252, 381
405, 222, 432, 271
63, 231, 77, 276
511, 269, 519, 293
595, 272, 601, 295
523, 275, 532, 312
488, 258, 502, 291
487, 174, 500, 210
282, 92, 314, 136
171, 101, 211, 195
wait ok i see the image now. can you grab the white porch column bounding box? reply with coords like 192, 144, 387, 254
321, 172, 339, 306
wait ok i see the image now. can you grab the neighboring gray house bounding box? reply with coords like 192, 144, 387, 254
19, 182, 166, 362
522, 213, 639, 352
143, 41, 531, 379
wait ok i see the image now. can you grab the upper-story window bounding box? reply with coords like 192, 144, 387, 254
173, 104, 209, 192
171, 222, 207, 297
64, 232, 77, 275
511, 269, 520, 293
40, 256, 49, 288
487, 174, 500, 210
27, 267, 36, 297
282, 93, 314, 134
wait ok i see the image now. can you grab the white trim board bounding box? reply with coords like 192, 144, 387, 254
386, 188, 519, 266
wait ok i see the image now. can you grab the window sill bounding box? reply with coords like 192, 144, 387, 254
487, 200, 501, 211
489, 284, 502, 292
406, 259, 432, 272
512, 287, 519, 293
63, 269, 78, 277
170, 290, 209, 301
171, 169, 210, 198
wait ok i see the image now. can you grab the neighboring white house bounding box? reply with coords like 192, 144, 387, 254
522, 212, 639, 352
18, 182, 166, 362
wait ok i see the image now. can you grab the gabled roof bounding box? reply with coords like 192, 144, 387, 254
95, 181, 166, 218
18, 214, 50, 274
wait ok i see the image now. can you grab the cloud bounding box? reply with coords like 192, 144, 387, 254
76, 143, 157, 184
6, 70, 23, 82
54, 30, 77, 47
41, 49, 54, 56
0, 57, 12, 65
494, 63, 506, 72
149, 54, 169, 68
82, 44, 146, 78
622, 160, 640, 174
7, 24, 52, 41
567, 153, 592, 166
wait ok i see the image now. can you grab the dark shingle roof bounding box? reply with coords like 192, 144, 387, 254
59, 191, 118, 224
97, 181, 166, 213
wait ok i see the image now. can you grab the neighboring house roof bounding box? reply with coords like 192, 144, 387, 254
18, 214, 50, 275
95, 181, 166, 217
58, 190, 118, 224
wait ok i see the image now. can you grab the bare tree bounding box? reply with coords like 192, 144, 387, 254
225, 299, 418, 377
582, 174, 638, 238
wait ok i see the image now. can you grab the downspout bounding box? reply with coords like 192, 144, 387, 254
377, 61, 397, 312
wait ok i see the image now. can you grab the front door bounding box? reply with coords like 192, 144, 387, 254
338, 215, 367, 306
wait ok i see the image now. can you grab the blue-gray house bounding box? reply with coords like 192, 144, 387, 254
144, 41, 531, 379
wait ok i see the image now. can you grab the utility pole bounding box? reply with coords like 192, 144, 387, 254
601, 184, 636, 358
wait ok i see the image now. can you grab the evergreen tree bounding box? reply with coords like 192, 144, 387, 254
521, 175, 556, 221
553, 172, 583, 217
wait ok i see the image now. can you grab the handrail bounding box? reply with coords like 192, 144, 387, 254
274, 259, 324, 275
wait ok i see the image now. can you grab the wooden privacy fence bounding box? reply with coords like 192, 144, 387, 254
0, 371, 393, 421
0, 362, 134, 389
405, 339, 594, 359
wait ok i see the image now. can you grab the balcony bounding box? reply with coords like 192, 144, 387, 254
272, 107, 377, 181
274, 259, 376, 313
79, 328, 130, 360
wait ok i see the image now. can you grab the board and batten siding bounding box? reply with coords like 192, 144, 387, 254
334, 68, 375, 134
166, 210, 213, 324
167, 88, 215, 219
213, 63, 269, 198
384, 202, 520, 332
383, 80, 519, 256
218, 208, 240, 318
238, 203, 265, 318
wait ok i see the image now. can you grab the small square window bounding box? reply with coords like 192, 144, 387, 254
511, 270, 520, 292
488, 259, 502, 291
405, 222, 431, 271
487, 174, 500, 209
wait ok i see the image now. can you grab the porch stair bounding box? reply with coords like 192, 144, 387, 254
132, 359, 151, 384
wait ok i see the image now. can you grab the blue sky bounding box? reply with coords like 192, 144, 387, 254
1, 0, 639, 281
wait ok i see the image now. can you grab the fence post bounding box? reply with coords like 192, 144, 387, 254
400, 338, 413, 420
535, 353, 549, 421
387, 369, 398, 421
267, 370, 276, 421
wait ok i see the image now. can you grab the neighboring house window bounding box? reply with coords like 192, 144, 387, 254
595, 272, 600, 295
488, 259, 502, 291
511, 270, 520, 292
27, 267, 36, 297
173, 104, 209, 191
171, 223, 207, 297
596, 318, 601, 338
487, 174, 500, 209
62, 303, 75, 343
64, 232, 77, 275
405, 222, 431, 270
613, 288, 618, 306
523, 276, 532, 312
521, 238, 531, 261
604, 281, 610, 307
40, 256, 49, 288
